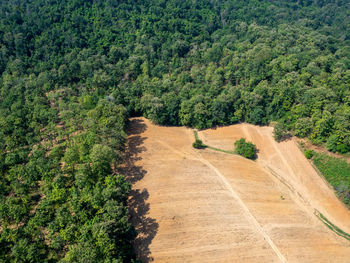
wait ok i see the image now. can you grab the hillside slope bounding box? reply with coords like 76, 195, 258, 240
124, 118, 350, 262
199, 123, 350, 235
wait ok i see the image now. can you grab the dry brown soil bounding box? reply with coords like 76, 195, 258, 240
123, 118, 350, 263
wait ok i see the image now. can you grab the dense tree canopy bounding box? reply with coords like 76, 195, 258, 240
1, 0, 350, 261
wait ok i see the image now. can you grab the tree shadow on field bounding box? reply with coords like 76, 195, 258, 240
129, 189, 158, 262
119, 118, 158, 262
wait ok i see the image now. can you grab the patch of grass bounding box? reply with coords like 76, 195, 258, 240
192, 131, 207, 149
192, 131, 234, 154
312, 153, 350, 206
207, 145, 235, 154
315, 211, 350, 241
193, 130, 200, 141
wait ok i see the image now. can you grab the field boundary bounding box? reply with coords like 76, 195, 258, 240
193, 130, 235, 155
314, 210, 350, 241
296, 141, 337, 193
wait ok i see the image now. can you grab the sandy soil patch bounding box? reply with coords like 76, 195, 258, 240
199, 123, 350, 234
123, 118, 350, 262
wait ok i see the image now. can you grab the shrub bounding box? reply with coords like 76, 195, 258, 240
234, 138, 257, 160
327, 135, 350, 154
304, 149, 315, 159
327, 134, 339, 152
192, 139, 206, 149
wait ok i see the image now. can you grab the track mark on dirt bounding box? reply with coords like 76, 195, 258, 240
129, 118, 350, 262
197, 154, 287, 263
157, 139, 287, 263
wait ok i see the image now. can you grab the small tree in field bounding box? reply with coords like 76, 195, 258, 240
234, 138, 257, 160
192, 139, 206, 149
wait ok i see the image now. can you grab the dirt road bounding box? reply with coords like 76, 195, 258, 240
123, 118, 350, 262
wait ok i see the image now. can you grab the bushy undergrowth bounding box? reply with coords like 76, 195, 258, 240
313, 153, 350, 206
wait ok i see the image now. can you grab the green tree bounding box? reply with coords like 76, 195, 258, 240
273, 122, 291, 142
90, 144, 114, 175
234, 138, 257, 160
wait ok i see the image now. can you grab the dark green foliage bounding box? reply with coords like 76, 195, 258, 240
1, 0, 350, 261
248, 108, 266, 125
273, 123, 291, 142
0, 0, 348, 150
234, 138, 257, 160
193, 139, 206, 149
192, 131, 207, 149
0, 94, 136, 262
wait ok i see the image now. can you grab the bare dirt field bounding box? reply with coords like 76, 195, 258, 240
123, 118, 350, 263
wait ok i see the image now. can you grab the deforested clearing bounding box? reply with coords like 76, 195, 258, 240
124, 117, 350, 262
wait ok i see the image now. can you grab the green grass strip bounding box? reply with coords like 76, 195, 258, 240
193, 130, 235, 155
193, 130, 200, 141
206, 145, 235, 154
315, 210, 350, 241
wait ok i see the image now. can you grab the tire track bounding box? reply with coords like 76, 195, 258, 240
156, 139, 287, 263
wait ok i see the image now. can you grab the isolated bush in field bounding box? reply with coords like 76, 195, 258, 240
304, 149, 315, 159
234, 138, 257, 160
192, 139, 206, 149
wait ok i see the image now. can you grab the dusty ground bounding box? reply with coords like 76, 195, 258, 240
123, 118, 350, 263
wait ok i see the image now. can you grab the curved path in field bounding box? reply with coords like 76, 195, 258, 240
200, 123, 350, 235
123, 118, 350, 263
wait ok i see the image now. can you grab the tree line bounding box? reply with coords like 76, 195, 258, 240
1, 0, 350, 261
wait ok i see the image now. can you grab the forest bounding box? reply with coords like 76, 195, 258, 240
0, 0, 350, 261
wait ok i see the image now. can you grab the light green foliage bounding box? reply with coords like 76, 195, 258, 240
90, 144, 113, 174
313, 153, 350, 206
294, 118, 313, 138
0, 95, 134, 261
304, 149, 315, 159
63, 147, 80, 171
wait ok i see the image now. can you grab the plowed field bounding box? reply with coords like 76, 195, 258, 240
123, 118, 350, 263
